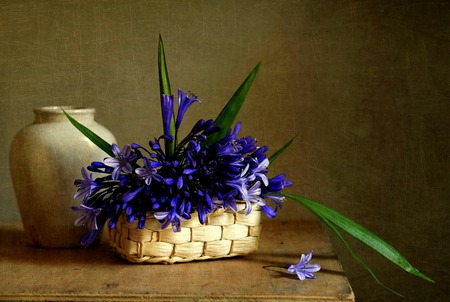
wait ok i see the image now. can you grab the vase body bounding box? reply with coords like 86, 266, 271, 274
10, 106, 116, 248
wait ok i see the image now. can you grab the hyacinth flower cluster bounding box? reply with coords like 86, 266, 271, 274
72, 89, 291, 246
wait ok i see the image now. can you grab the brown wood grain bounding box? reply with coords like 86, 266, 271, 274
0, 219, 354, 301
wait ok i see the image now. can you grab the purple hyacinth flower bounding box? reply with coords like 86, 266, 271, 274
122, 186, 144, 203
175, 89, 200, 129
288, 251, 321, 280
104, 144, 136, 180
191, 119, 214, 135
251, 158, 270, 186
74, 167, 99, 202
213, 193, 238, 212
260, 204, 277, 218
243, 181, 263, 215
230, 121, 241, 139
225, 178, 248, 203
154, 208, 187, 232
264, 194, 285, 213
72, 204, 102, 233
161, 94, 174, 140
135, 157, 161, 185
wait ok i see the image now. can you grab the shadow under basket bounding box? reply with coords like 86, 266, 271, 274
109, 203, 262, 264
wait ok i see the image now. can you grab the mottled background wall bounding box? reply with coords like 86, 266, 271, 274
1, 0, 448, 300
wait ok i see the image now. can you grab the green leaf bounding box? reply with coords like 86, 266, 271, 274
283, 193, 434, 283
317, 214, 404, 296
158, 35, 176, 157
62, 109, 113, 157
205, 62, 262, 146
269, 136, 295, 163
158, 34, 172, 97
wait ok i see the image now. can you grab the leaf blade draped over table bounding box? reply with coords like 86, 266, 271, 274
283, 193, 434, 283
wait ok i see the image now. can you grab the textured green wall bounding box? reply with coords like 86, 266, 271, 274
1, 0, 448, 300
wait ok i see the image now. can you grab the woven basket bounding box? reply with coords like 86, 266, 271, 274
109, 202, 261, 264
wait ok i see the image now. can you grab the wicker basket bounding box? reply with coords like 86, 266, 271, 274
109, 202, 261, 264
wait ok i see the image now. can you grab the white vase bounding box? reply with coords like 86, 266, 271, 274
9, 106, 116, 248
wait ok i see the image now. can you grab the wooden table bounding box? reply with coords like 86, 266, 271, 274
0, 219, 354, 301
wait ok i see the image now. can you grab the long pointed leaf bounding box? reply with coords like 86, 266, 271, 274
158, 34, 172, 97
283, 193, 434, 283
269, 136, 295, 163
205, 62, 262, 145
158, 35, 175, 157
62, 109, 113, 157
317, 214, 403, 296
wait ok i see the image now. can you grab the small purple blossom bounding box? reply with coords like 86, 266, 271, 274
288, 251, 321, 280
135, 157, 161, 185
154, 207, 187, 232
74, 167, 99, 202
175, 89, 200, 129
251, 158, 270, 186
161, 94, 174, 140
241, 181, 263, 215
72, 204, 102, 233
104, 144, 136, 180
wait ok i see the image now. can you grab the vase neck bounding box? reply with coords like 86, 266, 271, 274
33, 106, 96, 124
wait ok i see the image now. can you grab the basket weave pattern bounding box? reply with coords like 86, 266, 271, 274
109, 203, 261, 264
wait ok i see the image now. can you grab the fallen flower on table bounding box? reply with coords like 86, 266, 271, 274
288, 251, 321, 280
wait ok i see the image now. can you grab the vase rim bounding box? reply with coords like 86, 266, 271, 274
33, 106, 95, 114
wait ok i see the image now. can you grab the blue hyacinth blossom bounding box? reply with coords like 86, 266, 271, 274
288, 251, 321, 280
175, 89, 200, 129
73, 167, 99, 202
161, 94, 174, 140
104, 144, 136, 180
72, 204, 102, 233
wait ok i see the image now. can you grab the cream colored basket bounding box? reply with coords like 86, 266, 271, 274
109, 202, 261, 264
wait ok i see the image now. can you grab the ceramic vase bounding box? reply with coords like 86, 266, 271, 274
9, 106, 116, 248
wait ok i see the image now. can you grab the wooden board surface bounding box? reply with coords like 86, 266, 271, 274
0, 219, 354, 301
